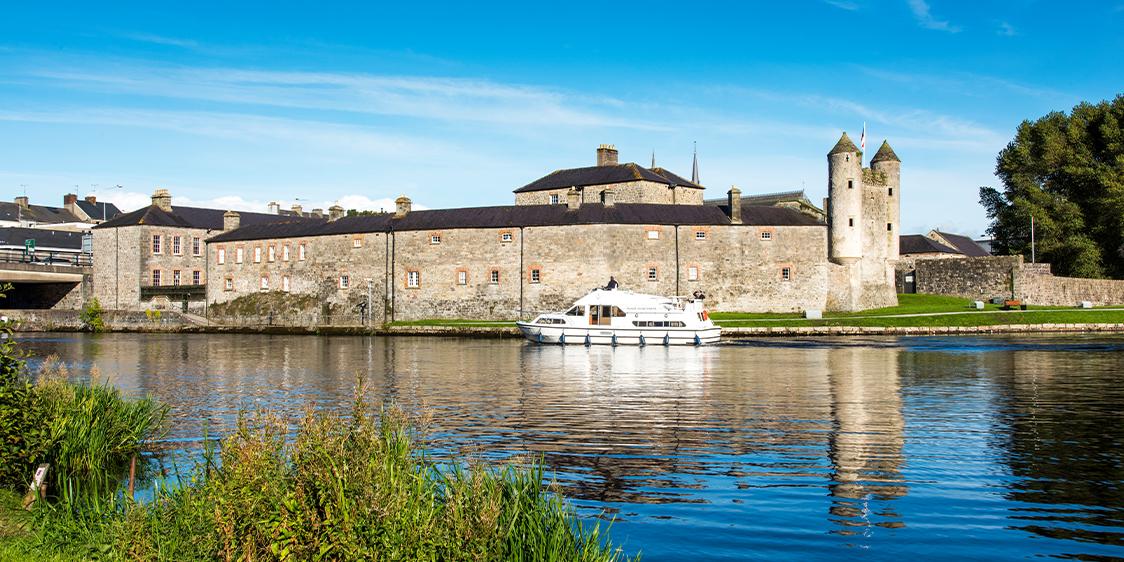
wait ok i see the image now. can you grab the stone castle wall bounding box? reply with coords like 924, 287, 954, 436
513, 181, 705, 206
907, 255, 1124, 305
207, 223, 841, 321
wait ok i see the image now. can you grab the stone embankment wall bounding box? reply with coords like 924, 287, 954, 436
908, 255, 1124, 306
2, 309, 193, 331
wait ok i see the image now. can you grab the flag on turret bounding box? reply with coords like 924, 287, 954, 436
860, 122, 866, 153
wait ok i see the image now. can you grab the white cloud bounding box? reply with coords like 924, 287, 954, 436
823, 0, 859, 10
997, 21, 1016, 36
906, 0, 961, 32
116, 32, 200, 49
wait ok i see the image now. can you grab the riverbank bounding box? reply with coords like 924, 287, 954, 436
6, 295, 1124, 338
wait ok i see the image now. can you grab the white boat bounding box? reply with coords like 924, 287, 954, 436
516, 289, 721, 346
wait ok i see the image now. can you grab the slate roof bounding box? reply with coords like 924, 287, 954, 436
870, 140, 900, 163
93, 204, 322, 231
513, 163, 703, 193
828, 132, 860, 156
75, 200, 123, 221
0, 201, 83, 225
207, 202, 822, 243
0, 227, 86, 251
900, 234, 960, 255
932, 231, 991, 257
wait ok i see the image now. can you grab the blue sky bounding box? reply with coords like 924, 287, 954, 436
1, 1, 1121, 236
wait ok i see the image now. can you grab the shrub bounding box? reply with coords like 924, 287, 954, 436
78, 298, 105, 333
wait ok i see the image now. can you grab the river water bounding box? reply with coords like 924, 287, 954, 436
16, 332, 1124, 561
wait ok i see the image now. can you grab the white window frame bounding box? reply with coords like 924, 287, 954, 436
192, 237, 201, 256
268, 245, 276, 262
430, 234, 441, 245
224, 277, 233, 291
782, 267, 792, 282
236, 247, 244, 264
172, 270, 181, 286
530, 268, 541, 283
253, 246, 262, 263
353, 237, 362, 248
695, 231, 706, 240
299, 243, 306, 261
501, 232, 513, 243
407, 270, 420, 288
761, 231, 772, 240
688, 266, 699, 281
282, 244, 290, 261
282, 275, 290, 292
152, 269, 161, 286
647, 267, 658, 282
152, 234, 162, 254
339, 275, 350, 289
172, 236, 181, 256
217, 248, 226, 265
192, 270, 201, 285
490, 270, 500, 284
646, 230, 660, 240
457, 270, 467, 285
260, 276, 269, 290
549, 194, 560, 205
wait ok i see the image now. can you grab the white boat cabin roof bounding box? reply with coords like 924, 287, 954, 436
571, 289, 682, 312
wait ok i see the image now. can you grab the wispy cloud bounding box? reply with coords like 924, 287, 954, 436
997, 21, 1016, 36
906, 0, 961, 32
854, 65, 1068, 101
823, 0, 859, 10
117, 32, 199, 49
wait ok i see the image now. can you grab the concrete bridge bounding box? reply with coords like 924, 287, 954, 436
0, 260, 91, 309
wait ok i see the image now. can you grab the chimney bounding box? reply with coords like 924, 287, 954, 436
151, 188, 172, 212
291, 204, 303, 216
267, 201, 280, 215
394, 195, 412, 218
84, 195, 97, 205
14, 196, 29, 209
311, 208, 323, 218
596, 144, 618, 166
328, 205, 345, 222
223, 210, 240, 231
602, 189, 616, 207
727, 186, 742, 225
566, 187, 581, 211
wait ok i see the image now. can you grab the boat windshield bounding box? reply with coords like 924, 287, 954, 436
565, 306, 584, 316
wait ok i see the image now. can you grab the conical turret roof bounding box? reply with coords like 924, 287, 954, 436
870, 140, 900, 163
828, 132, 860, 156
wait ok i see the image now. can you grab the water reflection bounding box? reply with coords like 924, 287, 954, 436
17, 333, 1124, 561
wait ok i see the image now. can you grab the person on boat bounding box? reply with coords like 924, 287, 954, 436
605, 276, 619, 290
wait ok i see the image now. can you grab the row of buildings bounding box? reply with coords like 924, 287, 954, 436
74, 136, 905, 322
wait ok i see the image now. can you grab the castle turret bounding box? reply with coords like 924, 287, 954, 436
827, 132, 863, 265
871, 140, 901, 261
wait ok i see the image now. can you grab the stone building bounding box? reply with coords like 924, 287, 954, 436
203, 137, 901, 322
91, 189, 323, 312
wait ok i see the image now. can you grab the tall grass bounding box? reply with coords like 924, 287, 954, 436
16, 376, 636, 561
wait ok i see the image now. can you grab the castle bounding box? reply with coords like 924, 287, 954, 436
90, 134, 901, 322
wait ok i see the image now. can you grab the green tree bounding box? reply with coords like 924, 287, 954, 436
79, 297, 106, 332
979, 94, 1124, 278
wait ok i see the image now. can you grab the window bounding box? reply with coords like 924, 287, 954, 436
407, 271, 420, 288
888, 187, 893, 196
688, 266, 699, 281
457, 270, 467, 285
847, 179, 854, 189
565, 306, 583, 316
152, 235, 162, 254
152, 269, 161, 286
490, 270, 500, 284
352, 237, 362, 248
647, 267, 658, 282
339, 275, 350, 289
172, 236, 181, 255
282, 244, 290, 261
253, 246, 262, 263
192, 270, 201, 284
224, 277, 233, 291
430, 234, 441, 245
761, 231, 772, 240
268, 245, 276, 262
235, 247, 244, 264
695, 231, 706, 240
282, 276, 290, 292
192, 237, 201, 256
887, 223, 893, 232
530, 268, 541, 283
217, 248, 226, 265
782, 267, 792, 281
550, 194, 560, 205
173, 270, 181, 286
646, 230, 660, 240
848, 218, 854, 227
298, 243, 306, 261
500, 232, 513, 243
260, 276, 269, 290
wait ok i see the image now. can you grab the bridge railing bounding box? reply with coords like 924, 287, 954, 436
0, 248, 92, 267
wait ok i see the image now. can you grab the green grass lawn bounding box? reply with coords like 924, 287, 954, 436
388, 318, 515, 327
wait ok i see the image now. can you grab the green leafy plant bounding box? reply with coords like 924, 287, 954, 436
78, 298, 105, 333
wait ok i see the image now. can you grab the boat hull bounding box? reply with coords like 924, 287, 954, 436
516, 322, 721, 346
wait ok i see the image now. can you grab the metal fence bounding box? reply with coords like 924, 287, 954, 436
0, 248, 92, 267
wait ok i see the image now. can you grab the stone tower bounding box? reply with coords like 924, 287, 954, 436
870, 141, 901, 261
827, 132, 863, 265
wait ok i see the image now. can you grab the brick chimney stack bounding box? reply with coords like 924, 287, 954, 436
151, 188, 172, 212
291, 204, 303, 216
602, 189, 616, 207
394, 196, 412, 218
596, 144, 618, 166
328, 205, 345, 222
566, 187, 581, 211
84, 195, 97, 205
14, 196, 29, 209
727, 186, 742, 225
223, 210, 240, 231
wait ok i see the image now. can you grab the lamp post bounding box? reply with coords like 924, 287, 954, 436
1030, 214, 1036, 264
366, 278, 373, 327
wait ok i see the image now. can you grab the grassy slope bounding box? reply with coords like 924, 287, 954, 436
0, 490, 70, 562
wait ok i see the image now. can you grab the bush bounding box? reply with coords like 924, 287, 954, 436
78, 299, 105, 333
